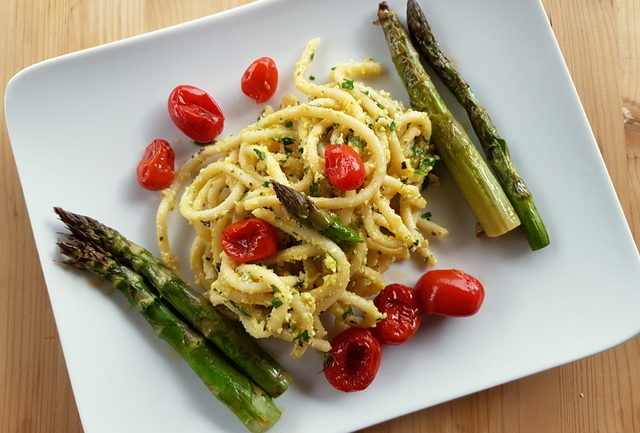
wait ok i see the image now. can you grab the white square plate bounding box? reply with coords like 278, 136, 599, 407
5, 0, 640, 432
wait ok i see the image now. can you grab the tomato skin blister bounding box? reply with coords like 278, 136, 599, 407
323, 327, 382, 392
324, 144, 366, 191
168, 85, 224, 143
220, 218, 279, 263
415, 269, 485, 317
136, 139, 175, 190
372, 284, 423, 345
241, 57, 279, 103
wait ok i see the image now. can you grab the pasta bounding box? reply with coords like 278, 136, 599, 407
156, 39, 447, 359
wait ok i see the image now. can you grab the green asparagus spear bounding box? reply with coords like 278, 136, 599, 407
377, 3, 520, 237
406, 0, 549, 250
57, 238, 280, 433
54, 207, 291, 398
270, 181, 363, 244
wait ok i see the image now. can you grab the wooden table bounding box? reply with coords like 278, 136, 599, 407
1, 1, 638, 432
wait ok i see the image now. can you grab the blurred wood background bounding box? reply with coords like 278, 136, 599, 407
1, 0, 638, 432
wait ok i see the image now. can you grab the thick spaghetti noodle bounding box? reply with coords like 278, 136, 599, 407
156, 39, 446, 358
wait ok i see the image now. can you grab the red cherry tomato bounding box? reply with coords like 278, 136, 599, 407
136, 139, 175, 190
324, 144, 366, 191
371, 284, 422, 345
168, 85, 224, 143
241, 57, 278, 103
323, 327, 382, 392
220, 218, 278, 263
415, 269, 485, 317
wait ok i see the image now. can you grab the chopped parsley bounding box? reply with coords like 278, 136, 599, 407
253, 148, 266, 160
323, 353, 333, 367
270, 284, 280, 293
263, 181, 271, 187
271, 297, 283, 308
295, 330, 310, 343
341, 306, 354, 320
421, 212, 432, 220
348, 135, 363, 147
411, 143, 425, 157
310, 181, 319, 195
415, 155, 438, 175
284, 120, 293, 128
411, 143, 439, 174
282, 137, 295, 146
309, 75, 315, 81
389, 121, 396, 131
340, 78, 354, 90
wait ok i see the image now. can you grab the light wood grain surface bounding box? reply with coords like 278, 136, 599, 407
1, 1, 638, 432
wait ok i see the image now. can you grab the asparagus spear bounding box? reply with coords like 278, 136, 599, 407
377, 3, 520, 237
406, 0, 549, 250
54, 207, 291, 398
270, 181, 363, 244
57, 238, 280, 433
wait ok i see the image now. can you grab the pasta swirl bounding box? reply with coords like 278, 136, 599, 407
156, 39, 446, 358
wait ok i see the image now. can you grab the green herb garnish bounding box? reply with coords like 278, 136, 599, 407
341, 79, 354, 90
348, 136, 363, 147
271, 297, 283, 308
296, 330, 310, 343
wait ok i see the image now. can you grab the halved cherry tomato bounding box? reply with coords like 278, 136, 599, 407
136, 139, 175, 190
324, 144, 366, 191
371, 284, 422, 345
168, 85, 224, 143
323, 327, 382, 392
415, 269, 485, 317
220, 218, 278, 263
241, 57, 278, 103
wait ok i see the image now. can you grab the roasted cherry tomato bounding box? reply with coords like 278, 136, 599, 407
241, 57, 278, 103
415, 269, 485, 317
371, 284, 422, 345
136, 139, 175, 190
324, 144, 366, 191
220, 218, 278, 263
323, 327, 382, 392
168, 85, 224, 143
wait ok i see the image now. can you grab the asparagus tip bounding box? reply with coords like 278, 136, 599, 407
270, 180, 315, 219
